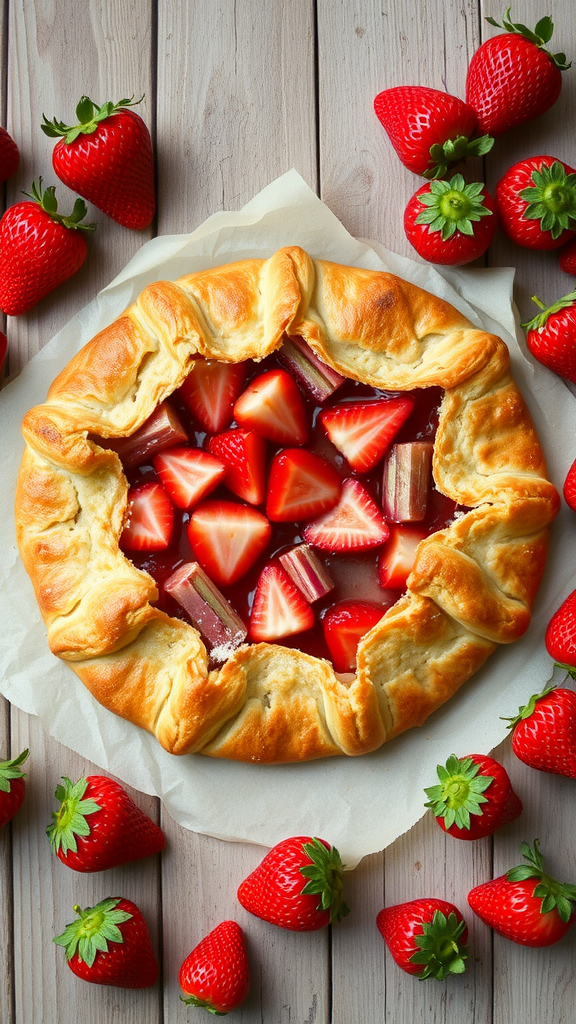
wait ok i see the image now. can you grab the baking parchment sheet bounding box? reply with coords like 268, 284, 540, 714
1, 169, 574, 867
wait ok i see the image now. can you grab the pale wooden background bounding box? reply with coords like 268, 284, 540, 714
1, 2, 576, 1022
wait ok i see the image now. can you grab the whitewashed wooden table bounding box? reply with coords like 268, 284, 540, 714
1, 2, 575, 1021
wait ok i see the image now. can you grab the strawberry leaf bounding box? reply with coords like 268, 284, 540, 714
424, 754, 492, 830
47, 776, 101, 856
299, 837, 351, 923
414, 174, 492, 241
506, 840, 576, 923
409, 909, 468, 980
485, 9, 571, 69
521, 291, 576, 333
53, 898, 132, 968
0, 749, 29, 793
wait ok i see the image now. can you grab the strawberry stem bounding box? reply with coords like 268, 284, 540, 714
408, 909, 468, 980
53, 898, 132, 967
299, 838, 351, 924
414, 174, 493, 240
425, 134, 494, 180
518, 161, 576, 239
0, 749, 29, 793
486, 9, 571, 70
46, 776, 101, 856
41, 95, 144, 144
424, 754, 493, 830
21, 178, 95, 231
520, 290, 576, 332
506, 840, 576, 923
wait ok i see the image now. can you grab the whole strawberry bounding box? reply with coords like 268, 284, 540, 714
376, 898, 468, 980
47, 774, 165, 871
0, 125, 19, 183
374, 85, 493, 179
424, 753, 522, 840
563, 457, 576, 513
559, 237, 576, 275
468, 839, 576, 946
0, 749, 29, 829
506, 683, 576, 777
546, 594, 576, 668
521, 291, 576, 384
42, 95, 155, 230
466, 10, 570, 136
0, 180, 92, 316
179, 921, 250, 1014
404, 174, 496, 266
54, 897, 158, 988
495, 156, 576, 250
237, 836, 350, 931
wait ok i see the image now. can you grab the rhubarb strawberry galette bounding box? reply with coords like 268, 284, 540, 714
14, 246, 559, 763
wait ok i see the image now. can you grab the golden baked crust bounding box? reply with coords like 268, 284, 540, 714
14, 247, 559, 762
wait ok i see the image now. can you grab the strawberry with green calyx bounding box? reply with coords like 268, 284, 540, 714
237, 836, 350, 931
0, 179, 93, 316
468, 840, 576, 946
563, 457, 576, 513
505, 678, 576, 778
495, 157, 576, 250
54, 897, 158, 988
521, 291, 576, 384
42, 95, 155, 230
0, 749, 29, 829
376, 898, 468, 980
47, 774, 166, 872
179, 920, 250, 1015
424, 753, 522, 841
404, 174, 496, 266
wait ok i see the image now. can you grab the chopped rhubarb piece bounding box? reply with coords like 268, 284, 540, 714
266, 448, 342, 522
249, 563, 315, 642
164, 561, 247, 661
187, 499, 271, 588
207, 428, 267, 506
378, 523, 427, 590
153, 446, 225, 509
120, 482, 174, 552
105, 400, 188, 469
277, 335, 345, 403
279, 544, 334, 603
303, 478, 389, 552
323, 600, 385, 673
178, 358, 247, 434
319, 396, 414, 473
233, 368, 310, 445
383, 441, 433, 522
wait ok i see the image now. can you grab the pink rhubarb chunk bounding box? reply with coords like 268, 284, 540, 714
382, 441, 433, 522
164, 561, 247, 662
101, 400, 188, 468
279, 544, 335, 603
277, 335, 345, 403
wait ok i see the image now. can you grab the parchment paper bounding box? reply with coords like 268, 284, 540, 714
1, 170, 575, 867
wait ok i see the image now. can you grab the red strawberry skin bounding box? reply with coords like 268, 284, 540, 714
0, 126, 19, 183
207, 428, 267, 506
546, 592, 576, 670
563, 457, 576, 513
56, 897, 158, 988
377, 898, 468, 978
511, 687, 576, 778
468, 869, 575, 947
466, 33, 562, 136
373, 86, 479, 176
495, 156, 576, 250
0, 197, 88, 316
47, 774, 166, 872
179, 920, 250, 1014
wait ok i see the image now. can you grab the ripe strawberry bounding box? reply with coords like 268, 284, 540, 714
54, 897, 158, 987
47, 774, 165, 871
521, 291, 576, 384
42, 96, 155, 230
376, 898, 468, 979
237, 835, 350, 931
506, 684, 576, 778
152, 446, 225, 509
546, 593, 576, 669
0, 126, 19, 183
563, 457, 576, 513
320, 397, 414, 472
266, 448, 342, 522
0, 749, 29, 829
559, 237, 576, 275
378, 523, 427, 590
322, 601, 386, 673
207, 428, 266, 506
373, 85, 493, 179
424, 753, 522, 841
0, 179, 92, 316
120, 481, 174, 552
495, 156, 576, 250
187, 499, 271, 588
234, 368, 309, 445
249, 563, 314, 641
404, 174, 496, 266
465, 12, 569, 136
179, 920, 250, 1014
179, 359, 248, 434
303, 478, 389, 552
468, 839, 576, 946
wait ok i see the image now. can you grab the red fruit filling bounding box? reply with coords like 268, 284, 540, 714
109, 339, 466, 668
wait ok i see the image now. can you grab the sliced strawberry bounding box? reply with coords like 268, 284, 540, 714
187, 499, 271, 587
319, 397, 414, 472
323, 601, 386, 673
179, 359, 247, 434
152, 446, 226, 509
249, 563, 315, 642
303, 478, 389, 552
233, 368, 309, 445
266, 449, 342, 522
120, 482, 174, 552
207, 428, 267, 505
377, 523, 427, 590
